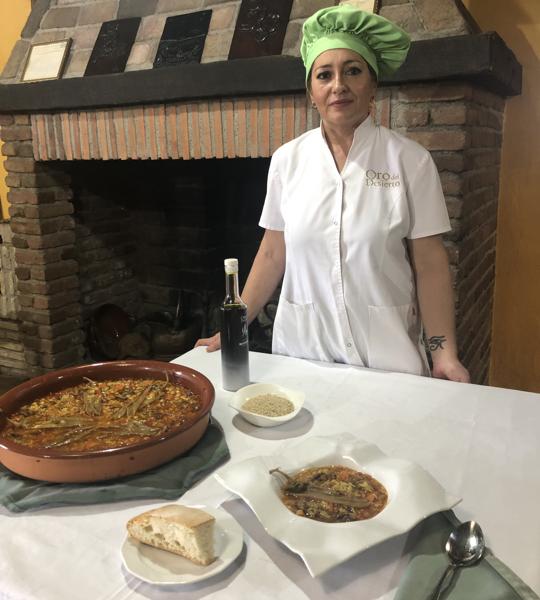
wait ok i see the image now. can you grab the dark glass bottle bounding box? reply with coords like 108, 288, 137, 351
220, 258, 250, 391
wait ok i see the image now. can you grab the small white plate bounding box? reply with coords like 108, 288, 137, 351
215, 434, 461, 577
121, 506, 244, 585
230, 382, 305, 427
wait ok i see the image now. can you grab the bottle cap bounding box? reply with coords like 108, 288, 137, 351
224, 258, 239, 274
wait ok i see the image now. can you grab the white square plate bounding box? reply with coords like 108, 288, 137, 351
214, 434, 460, 577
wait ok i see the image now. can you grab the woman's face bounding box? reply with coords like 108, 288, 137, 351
309, 48, 376, 131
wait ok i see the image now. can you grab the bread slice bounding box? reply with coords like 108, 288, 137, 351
127, 504, 216, 566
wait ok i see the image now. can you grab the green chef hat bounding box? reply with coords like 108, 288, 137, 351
301, 5, 411, 82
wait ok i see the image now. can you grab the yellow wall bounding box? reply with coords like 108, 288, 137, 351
0, 1, 32, 220
464, 0, 540, 392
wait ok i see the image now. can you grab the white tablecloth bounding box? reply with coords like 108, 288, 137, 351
1, 348, 539, 600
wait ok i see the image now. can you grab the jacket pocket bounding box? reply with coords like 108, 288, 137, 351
272, 299, 332, 362
367, 304, 428, 375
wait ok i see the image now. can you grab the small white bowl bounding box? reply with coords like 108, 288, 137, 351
230, 383, 305, 428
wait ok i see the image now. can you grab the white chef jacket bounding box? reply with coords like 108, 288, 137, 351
259, 116, 451, 376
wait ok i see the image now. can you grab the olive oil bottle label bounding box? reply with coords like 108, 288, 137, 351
220, 305, 249, 391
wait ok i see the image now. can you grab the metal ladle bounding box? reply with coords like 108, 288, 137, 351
430, 520, 486, 600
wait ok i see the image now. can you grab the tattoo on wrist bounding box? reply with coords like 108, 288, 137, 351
428, 335, 447, 351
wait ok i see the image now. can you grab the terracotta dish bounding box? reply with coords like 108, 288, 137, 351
0, 360, 215, 483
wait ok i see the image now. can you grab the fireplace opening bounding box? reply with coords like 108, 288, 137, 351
58, 157, 273, 361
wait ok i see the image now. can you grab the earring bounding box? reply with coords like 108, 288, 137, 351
311, 102, 317, 109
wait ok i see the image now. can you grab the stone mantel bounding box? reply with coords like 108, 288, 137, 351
0, 32, 521, 114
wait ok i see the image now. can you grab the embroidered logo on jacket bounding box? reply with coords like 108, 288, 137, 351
365, 169, 401, 188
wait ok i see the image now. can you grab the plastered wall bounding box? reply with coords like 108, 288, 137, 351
0, 1, 32, 219
464, 0, 540, 392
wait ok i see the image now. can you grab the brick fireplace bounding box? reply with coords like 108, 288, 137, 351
0, 0, 521, 383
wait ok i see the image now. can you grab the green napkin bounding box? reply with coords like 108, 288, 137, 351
395, 511, 539, 600
0, 419, 229, 513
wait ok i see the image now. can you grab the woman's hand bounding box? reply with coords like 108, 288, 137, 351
432, 356, 470, 383
194, 333, 221, 352
194, 230, 285, 355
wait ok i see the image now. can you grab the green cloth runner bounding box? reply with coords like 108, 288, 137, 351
395, 511, 539, 600
0, 419, 229, 513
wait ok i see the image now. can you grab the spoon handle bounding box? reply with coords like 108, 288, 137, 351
430, 564, 457, 600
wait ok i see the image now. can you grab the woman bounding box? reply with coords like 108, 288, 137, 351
197, 6, 470, 382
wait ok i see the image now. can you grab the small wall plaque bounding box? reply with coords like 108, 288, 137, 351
342, 0, 381, 13
21, 39, 72, 82
85, 18, 141, 76
154, 10, 212, 68
228, 0, 293, 59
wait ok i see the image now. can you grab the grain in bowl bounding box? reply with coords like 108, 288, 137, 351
230, 383, 305, 428
241, 393, 294, 417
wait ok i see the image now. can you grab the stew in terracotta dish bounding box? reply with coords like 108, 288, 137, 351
2, 377, 202, 452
